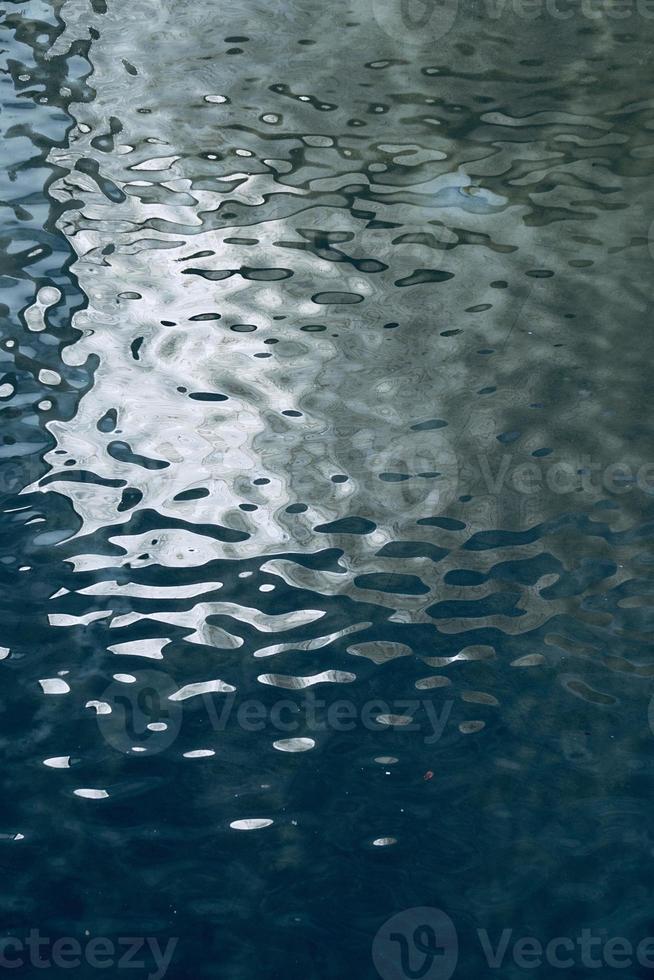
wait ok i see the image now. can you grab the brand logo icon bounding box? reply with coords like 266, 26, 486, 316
371, 0, 460, 46
97, 670, 182, 755
373, 907, 459, 980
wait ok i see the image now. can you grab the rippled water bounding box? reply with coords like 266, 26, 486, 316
3, 0, 654, 976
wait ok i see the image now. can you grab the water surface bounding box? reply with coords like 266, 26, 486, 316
2, 0, 654, 976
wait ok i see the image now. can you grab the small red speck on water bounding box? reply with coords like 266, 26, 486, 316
423, 770, 434, 781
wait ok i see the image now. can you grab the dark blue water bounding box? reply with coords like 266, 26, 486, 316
2, 0, 654, 977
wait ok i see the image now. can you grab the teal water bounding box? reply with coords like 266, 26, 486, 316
2, 0, 654, 977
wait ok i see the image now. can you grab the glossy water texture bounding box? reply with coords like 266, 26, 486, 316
2, 0, 654, 976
